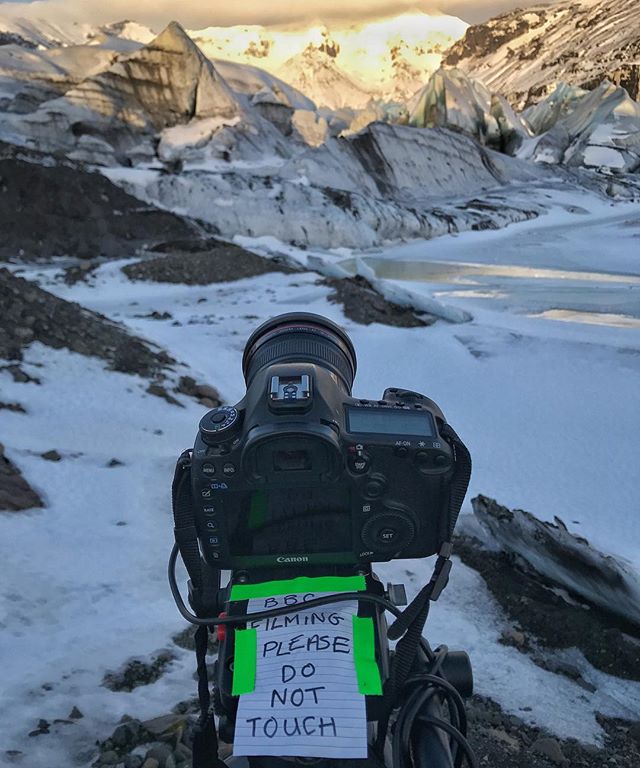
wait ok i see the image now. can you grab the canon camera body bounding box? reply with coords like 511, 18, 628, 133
191, 314, 461, 571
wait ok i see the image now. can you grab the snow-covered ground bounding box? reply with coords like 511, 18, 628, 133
1, 189, 640, 764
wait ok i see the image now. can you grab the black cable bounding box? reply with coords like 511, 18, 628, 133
393, 668, 474, 768
399, 685, 460, 768
404, 674, 468, 735
415, 716, 478, 768
169, 543, 434, 662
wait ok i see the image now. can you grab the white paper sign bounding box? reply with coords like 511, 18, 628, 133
233, 592, 368, 759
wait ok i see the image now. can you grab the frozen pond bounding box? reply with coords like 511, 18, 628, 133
339, 199, 640, 328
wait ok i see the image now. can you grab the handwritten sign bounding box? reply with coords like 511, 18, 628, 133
231, 577, 378, 759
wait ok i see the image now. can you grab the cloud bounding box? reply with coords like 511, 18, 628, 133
0, 0, 527, 28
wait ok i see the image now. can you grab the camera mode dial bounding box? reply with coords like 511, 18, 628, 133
361, 509, 416, 553
199, 406, 240, 445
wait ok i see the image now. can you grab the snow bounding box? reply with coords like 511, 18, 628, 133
448, 0, 640, 110
2, 187, 640, 764
158, 116, 242, 162
582, 144, 627, 169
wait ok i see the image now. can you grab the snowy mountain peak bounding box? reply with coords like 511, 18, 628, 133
98, 19, 155, 44
149, 20, 200, 55
277, 45, 371, 110
189, 11, 468, 106
443, 0, 640, 109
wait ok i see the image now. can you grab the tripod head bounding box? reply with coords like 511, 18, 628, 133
168, 531, 475, 768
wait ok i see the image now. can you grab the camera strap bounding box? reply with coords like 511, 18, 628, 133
376, 423, 472, 749
172, 451, 227, 768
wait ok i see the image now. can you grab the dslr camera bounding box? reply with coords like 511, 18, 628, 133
190, 313, 462, 571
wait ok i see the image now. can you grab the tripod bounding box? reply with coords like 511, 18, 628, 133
168, 543, 477, 768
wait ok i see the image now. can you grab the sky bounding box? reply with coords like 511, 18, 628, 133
0, 0, 538, 27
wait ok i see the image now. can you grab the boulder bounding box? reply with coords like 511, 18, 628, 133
0, 443, 43, 511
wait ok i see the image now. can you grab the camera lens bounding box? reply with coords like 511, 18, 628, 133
242, 313, 357, 393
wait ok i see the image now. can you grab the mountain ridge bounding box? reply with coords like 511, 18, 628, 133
444, 0, 640, 109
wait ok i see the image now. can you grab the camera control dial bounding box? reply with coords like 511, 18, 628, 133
361, 510, 416, 553
199, 406, 240, 445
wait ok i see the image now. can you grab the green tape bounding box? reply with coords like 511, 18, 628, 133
232, 628, 257, 695
230, 575, 366, 601
352, 616, 383, 696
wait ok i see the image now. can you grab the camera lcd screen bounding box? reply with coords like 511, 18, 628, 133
347, 407, 435, 437
230, 488, 352, 556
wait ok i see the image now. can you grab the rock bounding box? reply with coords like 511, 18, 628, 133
0, 268, 175, 381
107, 458, 124, 467
173, 743, 191, 764
142, 714, 186, 739
146, 384, 182, 407
27, 719, 50, 737
69, 706, 84, 719
122, 242, 294, 286
141, 760, 159, 768
629, 722, 640, 746
0, 442, 43, 512
324, 275, 433, 327
487, 727, 520, 750
41, 449, 62, 462
0, 401, 26, 413
100, 751, 120, 765
174, 377, 222, 408
192, 385, 220, 403
455, 520, 640, 682
0, 152, 196, 262
124, 756, 143, 768
472, 495, 640, 632
103, 650, 175, 692
500, 627, 526, 648
530, 736, 566, 764
145, 743, 174, 767
111, 720, 141, 747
